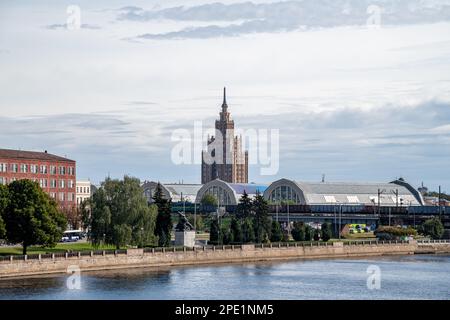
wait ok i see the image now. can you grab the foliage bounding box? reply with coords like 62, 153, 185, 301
0, 184, 8, 239
304, 224, 314, 241
425, 191, 450, 201
201, 194, 218, 207
242, 217, 255, 243
209, 218, 220, 244
221, 225, 232, 245
88, 176, 158, 249
291, 222, 305, 241
230, 217, 243, 243
253, 194, 271, 243
321, 222, 332, 242
187, 214, 205, 231
3, 180, 67, 254
420, 218, 444, 240
313, 228, 321, 241
236, 191, 253, 219
374, 225, 417, 240
153, 182, 172, 247
270, 221, 283, 242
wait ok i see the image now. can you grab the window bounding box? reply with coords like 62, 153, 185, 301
59, 193, 65, 201
50, 166, 57, 175
68, 193, 74, 201
20, 164, 28, 173
59, 180, 65, 188
30, 164, 38, 174
347, 196, 360, 203
0, 177, 6, 185
0, 164, 7, 173
50, 192, 56, 199
324, 195, 337, 203
68, 167, 75, 175
68, 180, 74, 188
59, 166, 66, 175
40, 165, 47, 174
87, 187, 90, 194
11, 164, 18, 173
50, 179, 57, 188
39, 179, 48, 188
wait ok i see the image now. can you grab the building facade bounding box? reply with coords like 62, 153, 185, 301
0, 149, 76, 211
201, 88, 248, 184
76, 180, 92, 206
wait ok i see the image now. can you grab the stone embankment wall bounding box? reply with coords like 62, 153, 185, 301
1, 240, 437, 279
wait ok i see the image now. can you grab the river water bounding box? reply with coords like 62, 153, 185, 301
0, 254, 448, 300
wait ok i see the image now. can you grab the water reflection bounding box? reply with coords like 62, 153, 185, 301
0, 255, 449, 300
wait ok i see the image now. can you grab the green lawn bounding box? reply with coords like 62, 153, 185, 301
0, 242, 118, 256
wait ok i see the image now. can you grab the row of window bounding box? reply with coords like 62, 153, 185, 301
49, 192, 75, 202
0, 177, 75, 189
0, 163, 75, 175
76, 186, 90, 194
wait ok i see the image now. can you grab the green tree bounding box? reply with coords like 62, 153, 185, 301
209, 218, 220, 244
313, 228, 321, 241
304, 224, 314, 241
230, 217, 243, 243
242, 217, 255, 243
88, 176, 158, 248
291, 222, 306, 241
201, 194, 218, 207
253, 194, 271, 243
270, 221, 283, 242
421, 217, 444, 240
153, 182, 173, 247
221, 225, 232, 245
0, 184, 9, 239
321, 222, 332, 242
236, 192, 253, 220
3, 180, 67, 254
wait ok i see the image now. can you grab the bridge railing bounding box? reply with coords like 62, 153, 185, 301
417, 239, 450, 244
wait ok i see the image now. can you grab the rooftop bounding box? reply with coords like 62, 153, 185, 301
0, 148, 75, 162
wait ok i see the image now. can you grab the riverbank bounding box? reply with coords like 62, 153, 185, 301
1, 240, 449, 279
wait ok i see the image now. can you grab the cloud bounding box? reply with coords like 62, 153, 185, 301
45, 23, 101, 30
120, 0, 450, 39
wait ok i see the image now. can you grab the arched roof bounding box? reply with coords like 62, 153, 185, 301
195, 179, 268, 205
264, 178, 424, 206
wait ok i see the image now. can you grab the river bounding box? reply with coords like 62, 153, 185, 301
0, 254, 449, 300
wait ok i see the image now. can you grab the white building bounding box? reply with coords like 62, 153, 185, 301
76, 180, 91, 206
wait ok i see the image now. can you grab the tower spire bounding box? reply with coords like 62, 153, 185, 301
222, 87, 228, 111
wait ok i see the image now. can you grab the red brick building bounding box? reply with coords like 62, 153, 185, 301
0, 149, 76, 211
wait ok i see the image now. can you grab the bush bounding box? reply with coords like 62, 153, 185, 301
321, 223, 332, 242
291, 222, 305, 241
374, 226, 417, 240
420, 218, 444, 240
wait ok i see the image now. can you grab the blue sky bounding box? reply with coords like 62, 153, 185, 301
0, 0, 450, 192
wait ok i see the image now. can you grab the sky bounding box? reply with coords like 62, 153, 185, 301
0, 0, 449, 192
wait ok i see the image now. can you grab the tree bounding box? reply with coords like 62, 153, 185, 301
153, 182, 173, 247
236, 192, 253, 220
230, 217, 243, 243
242, 218, 255, 243
421, 217, 444, 240
270, 221, 283, 242
253, 194, 271, 243
201, 194, 218, 207
209, 218, 220, 244
313, 228, 321, 241
0, 184, 8, 239
88, 176, 158, 249
3, 180, 67, 254
321, 222, 332, 242
221, 226, 232, 245
291, 222, 306, 241
304, 224, 314, 241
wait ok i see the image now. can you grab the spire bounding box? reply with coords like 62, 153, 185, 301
222, 86, 228, 111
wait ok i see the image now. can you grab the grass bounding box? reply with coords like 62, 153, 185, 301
0, 242, 118, 256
